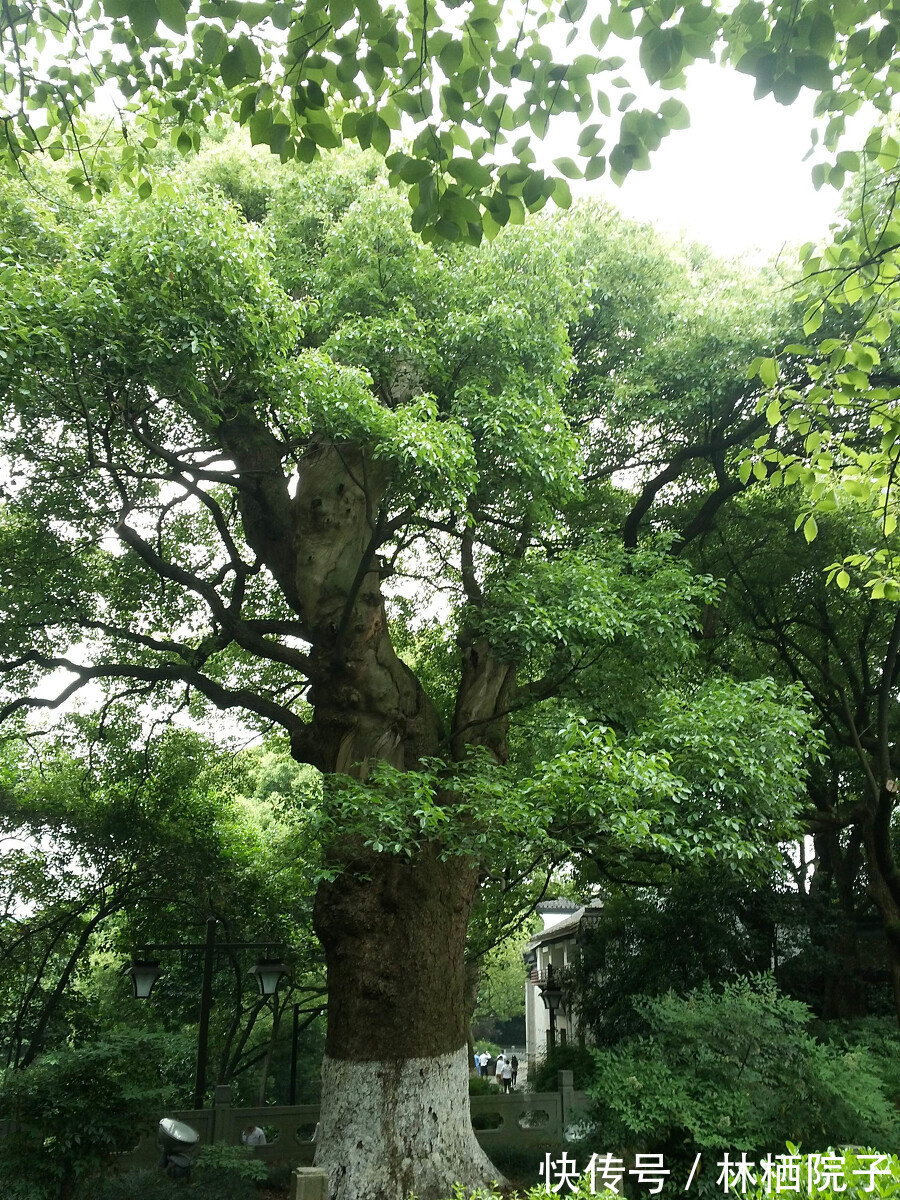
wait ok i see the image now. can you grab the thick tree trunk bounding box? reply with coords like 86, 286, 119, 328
811, 830, 867, 1019
312, 847, 499, 1200
862, 802, 900, 1027
822, 918, 867, 1018
222, 432, 510, 1198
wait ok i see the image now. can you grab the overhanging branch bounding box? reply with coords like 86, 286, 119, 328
0, 652, 310, 742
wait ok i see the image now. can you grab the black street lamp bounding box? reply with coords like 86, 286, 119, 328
124, 959, 163, 999
126, 919, 288, 1109
538, 965, 566, 1051
249, 958, 290, 997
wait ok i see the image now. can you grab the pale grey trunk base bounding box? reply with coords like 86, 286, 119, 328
315, 1045, 502, 1200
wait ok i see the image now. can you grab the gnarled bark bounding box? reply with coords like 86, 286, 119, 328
313, 848, 498, 1200
214, 430, 510, 1198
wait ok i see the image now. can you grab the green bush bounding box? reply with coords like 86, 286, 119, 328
469, 1074, 497, 1096
819, 1017, 900, 1105
95, 1146, 267, 1200
0, 1032, 179, 1200
528, 1043, 595, 1092
473, 1041, 501, 1057
94, 1169, 173, 1200
587, 978, 899, 1172
193, 1142, 268, 1183
745, 1147, 900, 1200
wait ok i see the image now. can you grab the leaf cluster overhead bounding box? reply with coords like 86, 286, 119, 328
0, 0, 893, 241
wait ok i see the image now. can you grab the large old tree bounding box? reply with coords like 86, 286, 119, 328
0, 158, 815, 1199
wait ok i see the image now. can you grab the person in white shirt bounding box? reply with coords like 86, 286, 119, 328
500, 1056, 513, 1093
478, 1050, 490, 1076
241, 1125, 267, 1146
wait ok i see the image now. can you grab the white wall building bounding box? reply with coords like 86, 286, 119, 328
523, 899, 602, 1067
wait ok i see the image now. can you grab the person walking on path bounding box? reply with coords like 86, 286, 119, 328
510, 1054, 519, 1087
494, 1052, 505, 1085
478, 1049, 489, 1077
500, 1056, 513, 1093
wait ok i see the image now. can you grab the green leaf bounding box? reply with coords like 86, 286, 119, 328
659, 98, 690, 130
448, 158, 493, 188
305, 119, 341, 148
794, 54, 833, 91
836, 570, 850, 589
237, 34, 262, 81
439, 41, 463, 75
156, 0, 187, 35
370, 114, 391, 155
808, 10, 835, 54
221, 47, 245, 90
772, 71, 802, 105
552, 178, 573, 209
803, 515, 818, 543
803, 306, 823, 335
201, 26, 227, 63
640, 28, 684, 83
759, 357, 778, 387
399, 158, 433, 184
589, 15, 609, 50
127, 0, 159, 39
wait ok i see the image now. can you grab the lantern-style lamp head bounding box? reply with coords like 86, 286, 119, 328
250, 958, 289, 996
575, 904, 603, 945
125, 959, 163, 999
539, 966, 565, 1013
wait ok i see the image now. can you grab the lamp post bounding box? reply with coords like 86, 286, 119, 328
538, 965, 566, 1052
289, 1002, 300, 1106
126, 918, 288, 1109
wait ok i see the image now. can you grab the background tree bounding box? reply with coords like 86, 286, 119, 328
588, 977, 900, 1184
689, 489, 900, 1020
0, 719, 325, 1101
567, 862, 790, 1046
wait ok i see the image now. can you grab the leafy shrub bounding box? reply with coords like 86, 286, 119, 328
469, 1074, 496, 1096
529, 1043, 595, 1092
0, 1032, 178, 1200
96, 1157, 264, 1200
94, 1169, 173, 1200
745, 1147, 900, 1200
95, 1170, 174, 1200
474, 1041, 501, 1057
819, 1017, 900, 1105
194, 1141, 268, 1183
587, 978, 899, 1169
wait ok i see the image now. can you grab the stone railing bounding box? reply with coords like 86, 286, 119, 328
119, 1071, 591, 1168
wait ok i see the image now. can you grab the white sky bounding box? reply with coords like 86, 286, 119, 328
599, 65, 840, 256
536, 60, 858, 260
